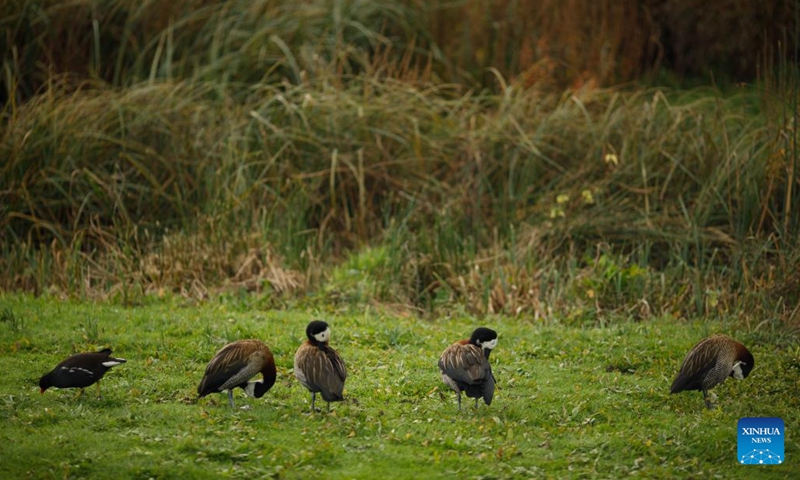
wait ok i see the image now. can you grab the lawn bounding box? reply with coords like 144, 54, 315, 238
2, 1, 798, 478
0, 293, 796, 479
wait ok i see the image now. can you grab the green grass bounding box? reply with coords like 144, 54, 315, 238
1, 293, 797, 478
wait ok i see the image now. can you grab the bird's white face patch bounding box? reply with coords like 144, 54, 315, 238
102, 360, 125, 367
732, 361, 745, 379
313, 327, 331, 343
244, 381, 260, 398
479, 338, 498, 350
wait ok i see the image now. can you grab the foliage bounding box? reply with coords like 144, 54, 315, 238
2, 0, 794, 101
2, 75, 798, 324
1, 1, 799, 323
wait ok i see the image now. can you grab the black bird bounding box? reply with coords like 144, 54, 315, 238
294, 320, 347, 412
39, 347, 126, 398
670, 334, 754, 409
197, 340, 277, 409
439, 327, 498, 410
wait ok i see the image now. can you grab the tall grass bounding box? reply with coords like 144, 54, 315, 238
3, 75, 796, 320
2, 0, 793, 102
1, 0, 798, 326
0, 0, 431, 101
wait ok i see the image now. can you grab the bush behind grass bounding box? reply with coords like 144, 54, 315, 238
1, 0, 799, 327
0, 294, 797, 478
2, 74, 798, 324
2, 0, 794, 100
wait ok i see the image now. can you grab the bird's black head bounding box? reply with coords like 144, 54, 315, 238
732, 344, 755, 380
306, 320, 331, 345
469, 327, 498, 355
38, 374, 52, 394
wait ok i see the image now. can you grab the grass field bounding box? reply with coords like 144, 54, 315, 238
2, 1, 799, 478
1, 293, 797, 478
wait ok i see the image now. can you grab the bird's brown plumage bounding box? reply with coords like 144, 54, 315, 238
197, 339, 276, 408
294, 320, 346, 412
670, 334, 754, 408
438, 327, 497, 410
439, 340, 489, 387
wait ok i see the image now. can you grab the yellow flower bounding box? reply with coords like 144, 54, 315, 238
581, 189, 595, 204
604, 153, 619, 165
556, 194, 569, 204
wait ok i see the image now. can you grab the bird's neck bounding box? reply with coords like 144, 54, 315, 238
468, 340, 491, 359
245, 375, 276, 398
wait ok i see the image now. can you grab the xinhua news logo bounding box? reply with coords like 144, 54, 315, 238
738, 417, 784, 465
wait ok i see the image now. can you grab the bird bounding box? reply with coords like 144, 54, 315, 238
438, 327, 498, 410
39, 347, 126, 398
670, 334, 754, 409
294, 320, 347, 413
197, 339, 277, 409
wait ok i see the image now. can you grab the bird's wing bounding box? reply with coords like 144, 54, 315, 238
58, 365, 97, 383
670, 339, 719, 393
326, 347, 347, 382
295, 344, 345, 401
438, 343, 487, 385
198, 342, 256, 396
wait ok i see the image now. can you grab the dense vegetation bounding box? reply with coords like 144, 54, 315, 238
2, 1, 798, 326
1, 1, 799, 478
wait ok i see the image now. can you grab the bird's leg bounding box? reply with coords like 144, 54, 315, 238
703, 389, 716, 409
96, 382, 102, 399
311, 392, 317, 412
227, 389, 235, 409
457, 391, 462, 411
474, 397, 479, 409
75, 388, 85, 400
326, 401, 331, 413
